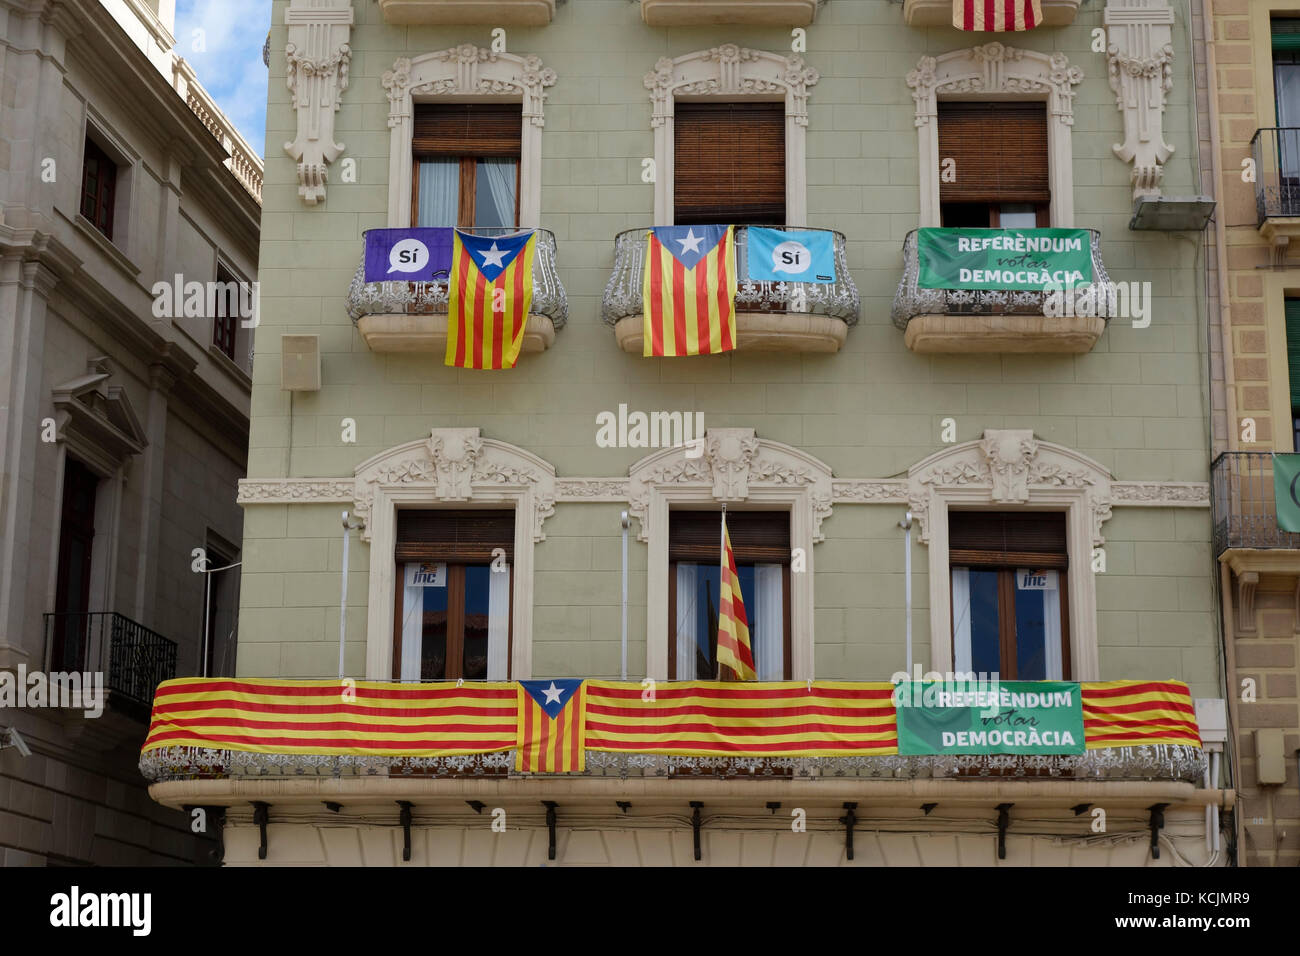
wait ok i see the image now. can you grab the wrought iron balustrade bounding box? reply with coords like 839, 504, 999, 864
42, 611, 178, 710
1250, 127, 1300, 224
1211, 451, 1300, 555
347, 227, 568, 327
890, 228, 1112, 329
600, 225, 860, 326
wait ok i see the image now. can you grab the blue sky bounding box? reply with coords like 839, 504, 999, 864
173, 0, 273, 157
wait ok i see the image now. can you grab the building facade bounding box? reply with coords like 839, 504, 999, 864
143, 0, 1237, 866
0, 0, 260, 864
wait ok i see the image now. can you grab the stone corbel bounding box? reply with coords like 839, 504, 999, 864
1104, 0, 1175, 202
284, 0, 354, 205
1236, 570, 1259, 634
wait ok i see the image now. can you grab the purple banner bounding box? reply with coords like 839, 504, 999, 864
363, 228, 454, 283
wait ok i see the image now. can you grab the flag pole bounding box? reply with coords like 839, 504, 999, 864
620, 510, 629, 681
720, 503, 727, 682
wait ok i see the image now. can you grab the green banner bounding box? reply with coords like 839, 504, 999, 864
895, 681, 1085, 755
1273, 453, 1300, 532
916, 228, 1093, 291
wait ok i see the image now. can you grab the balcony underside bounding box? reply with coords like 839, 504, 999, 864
377, 0, 555, 25
357, 313, 556, 354
903, 314, 1106, 354
902, 0, 1080, 26
641, 0, 819, 26
612, 312, 848, 354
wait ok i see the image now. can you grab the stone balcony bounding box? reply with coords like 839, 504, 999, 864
900, 0, 1081, 27
377, 0, 555, 24
641, 0, 820, 26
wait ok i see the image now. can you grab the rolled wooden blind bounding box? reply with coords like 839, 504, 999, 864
1286, 299, 1300, 408
938, 102, 1049, 204
674, 102, 785, 225
413, 105, 522, 157
669, 510, 791, 564
948, 511, 1067, 568
395, 509, 515, 562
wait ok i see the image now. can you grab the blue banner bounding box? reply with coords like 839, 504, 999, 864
363, 228, 455, 283
747, 227, 835, 284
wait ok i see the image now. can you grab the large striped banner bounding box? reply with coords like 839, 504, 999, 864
141, 678, 1201, 763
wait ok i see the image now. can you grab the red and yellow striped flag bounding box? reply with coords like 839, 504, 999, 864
1081, 680, 1201, 749
642, 224, 737, 357
954, 0, 1042, 31
446, 229, 536, 370
717, 514, 756, 681
516, 679, 586, 772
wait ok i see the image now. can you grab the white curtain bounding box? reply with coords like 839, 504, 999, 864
675, 563, 698, 680
1042, 580, 1063, 680
487, 563, 510, 680
477, 158, 517, 228
951, 567, 972, 674
417, 160, 458, 227
753, 564, 783, 680
399, 568, 424, 681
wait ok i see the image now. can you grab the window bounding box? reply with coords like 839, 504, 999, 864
674, 102, 785, 226
52, 459, 99, 672
392, 510, 514, 680
80, 138, 117, 238
202, 541, 239, 678
938, 102, 1050, 228
411, 105, 521, 229
668, 510, 790, 680
1274, 21, 1300, 211
1287, 299, 1300, 450
948, 511, 1070, 680
212, 263, 239, 360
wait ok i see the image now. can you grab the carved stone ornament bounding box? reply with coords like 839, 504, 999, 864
1104, 0, 1176, 201
283, 0, 354, 205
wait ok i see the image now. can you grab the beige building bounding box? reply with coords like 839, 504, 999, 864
0, 0, 261, 864
143, 0, 1236, 866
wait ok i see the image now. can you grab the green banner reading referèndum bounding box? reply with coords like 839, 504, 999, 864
916, 228, 1093, 291
895, 681, 1085, 755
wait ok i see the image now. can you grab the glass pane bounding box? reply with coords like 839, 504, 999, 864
416, 160, 459, 228
967, 569, 1001, 675
1013, 584, 1048, 680
419, 580, 448, 680
678, 562, 773, 678
998, 203, 1038, 229
462, 564, 492, 680
1277, 62, 1300, 128
474, 158, 517, 228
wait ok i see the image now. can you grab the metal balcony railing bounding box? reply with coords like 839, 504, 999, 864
1211, 451, 1300, 555
890, 228, 1113, 329
1250, 127, 1300, 225
600, 225, 860, 326
347, 227, 568, 327
43, 611, 178, 710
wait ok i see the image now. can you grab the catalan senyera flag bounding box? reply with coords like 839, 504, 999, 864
446, 229, 536, 370
141, 678, 517, 756
717, 514, 756, 681
1081, 680, 1201, 749
642, 224, 738, 357
954, 0, 1042, 31
516, 679, 586, 772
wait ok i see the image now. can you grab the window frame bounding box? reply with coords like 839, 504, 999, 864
391, 559, 514, 681
672, 101, 786, 226
212, 263, 239, 360
80, 137, 117, 239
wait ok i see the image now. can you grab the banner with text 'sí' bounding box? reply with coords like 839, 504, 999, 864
747, 227, 836, 284
363, 228, 455, 283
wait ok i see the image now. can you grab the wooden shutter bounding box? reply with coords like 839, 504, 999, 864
669, 510, 790, 563
948, 511, 1067, 568
413, 105, 522, 157
1287, 300, 1300, 409
1274, 17, 1300, 50
395, 510, 515, 562
938, 102, 1049, 205
674, 102, 785, 225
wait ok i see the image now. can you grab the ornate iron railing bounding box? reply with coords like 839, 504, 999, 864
600, 225, 860, 326
1211, 451, 1300, 555
347, 227, 568, 327
43, 611, 178, 710
890, 228, 1112, 329
1250, 127, 1300, 224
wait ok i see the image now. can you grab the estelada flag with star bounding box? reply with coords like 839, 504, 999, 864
447, 229, 537, 370
516, 678, 586, 772
641, 224, 738, 357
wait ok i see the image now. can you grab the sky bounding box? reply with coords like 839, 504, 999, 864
173, 0, 273, 157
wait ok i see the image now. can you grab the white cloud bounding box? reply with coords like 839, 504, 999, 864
174, 0, 271, 156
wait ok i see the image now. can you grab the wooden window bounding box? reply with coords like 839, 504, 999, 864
212, 263, 238, 360
938, 102, 1050, 228
948, 511, 1070, 681
667, 510, 791, 680
80, 138, 117, 239
392, 510, 514, 681
674, 102, 785, 226
411, 105, 522, 229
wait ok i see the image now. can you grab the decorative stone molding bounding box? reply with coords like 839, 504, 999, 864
1235, 571, 1259, 634
907, 430, 1113, 680
1104, 0, 1176, 201
52, 357, 147, 474
1110, 481, 1208, 506
283, 0, 353, 205
908, 43, 1082, 228
382, 47, 556, 227
236, 479, 355, 504
644, 45, 819, 226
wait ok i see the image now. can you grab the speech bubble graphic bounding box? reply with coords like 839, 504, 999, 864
771, 240, 811, 275
388, 238, 430, 274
